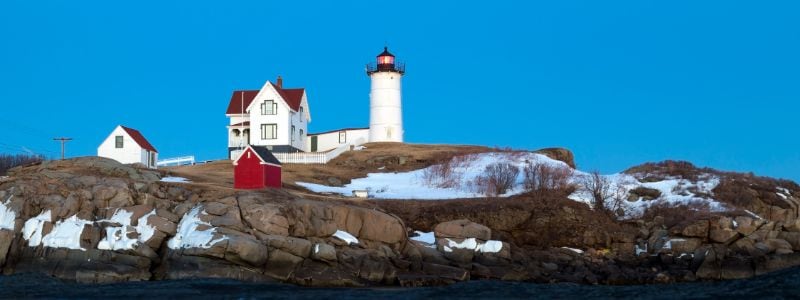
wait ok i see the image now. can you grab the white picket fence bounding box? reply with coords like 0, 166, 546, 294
273, 145, 349, 164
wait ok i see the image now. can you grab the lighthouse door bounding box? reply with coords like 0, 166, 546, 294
311, 136, 318, 152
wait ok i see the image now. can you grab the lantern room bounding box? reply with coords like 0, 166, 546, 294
367, 47, 405, 75
377, 47, 395, 66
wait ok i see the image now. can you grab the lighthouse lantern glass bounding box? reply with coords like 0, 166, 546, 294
378, 55, 394, 65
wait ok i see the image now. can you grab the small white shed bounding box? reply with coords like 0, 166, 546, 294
97, 125, 159, 169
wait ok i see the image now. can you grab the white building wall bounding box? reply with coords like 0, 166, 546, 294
97, 126, 147, 166
248, 84, 292, 148
369, 71, 403, 143
309, 129, 369, 153
139, 149, 158, 168
287, 95, 309, 152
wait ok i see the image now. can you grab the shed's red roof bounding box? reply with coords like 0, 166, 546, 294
120, 126, 157, 152
226, 83, 304, 114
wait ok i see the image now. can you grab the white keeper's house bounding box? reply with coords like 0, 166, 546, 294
225, 47, 405, 161
97, 125, 159, 169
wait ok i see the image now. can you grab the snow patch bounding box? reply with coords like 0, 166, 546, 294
446, 238, 478, 250
635, 244, 648, 256
298, 152, 569, 199
333, 230, 359, 245
353, 146, 366, 151
561, 247, 584, 254
568, 172, 726, 218
297, 151, 730, 219
314, 244, 320, 254
778, 187, 792, 196
22, 210, 52, 247
445, 238, 504, 253
477, 240, 504, 253
0, 195, 16, 230
167, 206, 227, 249
745, 210, 763, 220
410, 231, 435, 245
41, 215, 93, 250
777, 193, 788, 200
98, 209, 157, 251
161, 177, 191, 183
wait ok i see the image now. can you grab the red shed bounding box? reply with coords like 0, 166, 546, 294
233, 145, 282, 189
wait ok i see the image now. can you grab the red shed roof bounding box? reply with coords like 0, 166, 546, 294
120, 125, 157, 152
226, 83, 304, 114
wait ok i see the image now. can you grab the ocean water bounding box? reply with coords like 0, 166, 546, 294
1, 269, 797, 299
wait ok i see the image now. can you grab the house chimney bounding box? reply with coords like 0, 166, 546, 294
276, 76, 283, 89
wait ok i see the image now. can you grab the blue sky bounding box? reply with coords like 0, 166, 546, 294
1, 1, 798, 181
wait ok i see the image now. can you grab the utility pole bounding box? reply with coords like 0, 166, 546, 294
52, 137, 73, 160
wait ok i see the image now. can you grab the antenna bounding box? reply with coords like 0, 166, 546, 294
52, 137, 73, 160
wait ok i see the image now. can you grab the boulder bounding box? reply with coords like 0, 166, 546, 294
731, 237, 763, 256
146, 214, 177, 235
288, 201, 337, 238
628, 187, 662, 201
242, 202, 290, 236
681, 220, 709, 238
436, 238, 475, 263
777, 232, 800, 251
734, 216, 760, 235
0, 230, 14, 265
783, 219, 800, 233
434, 219, 491, 241
261, 235, 313, 258
264, 248, 304, 280
766, 239, 793, 254
709, 229, 739, 244
223, 235, 269, 266
668, 238, 702, 254
311, 243, 337, 262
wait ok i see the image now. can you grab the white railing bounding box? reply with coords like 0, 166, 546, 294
157, 155, 196, 166
273, 145, 350, 164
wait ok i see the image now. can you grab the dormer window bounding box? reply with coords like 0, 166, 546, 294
261, 100, 277, 115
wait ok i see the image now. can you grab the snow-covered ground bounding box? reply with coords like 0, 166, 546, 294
297, 151, 731, 218
298, 152, 566, 199
168, 206, 227, 249
161, 177, 191, 183
0, 195, 16, 230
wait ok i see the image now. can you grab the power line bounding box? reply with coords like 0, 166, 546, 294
52, 138, 73, 160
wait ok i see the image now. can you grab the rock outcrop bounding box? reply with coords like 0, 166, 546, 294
2, 157, 800, 287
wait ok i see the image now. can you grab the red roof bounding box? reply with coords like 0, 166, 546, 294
225, 90, 259, 115
120, 126, 157, 152
226, 83, 304, 114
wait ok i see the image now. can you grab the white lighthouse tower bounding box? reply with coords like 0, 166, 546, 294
367, 47, 405, 143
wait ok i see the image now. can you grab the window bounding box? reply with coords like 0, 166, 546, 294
291, 125, 296, 142
339, 131, 346, 144
115, 136, 123, 148
299, 129, 304, 137
261, 100, 277, 115
261, 124, 277, 139
299, 107, 304, 122
149, 152, 156, 167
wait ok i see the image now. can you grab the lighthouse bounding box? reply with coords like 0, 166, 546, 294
367, 47, 405, 143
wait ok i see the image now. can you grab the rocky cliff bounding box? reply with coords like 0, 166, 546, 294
2, 157, 800, 286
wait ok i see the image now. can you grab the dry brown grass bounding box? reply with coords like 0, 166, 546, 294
164, 143, 491, 192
